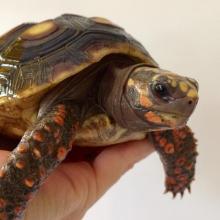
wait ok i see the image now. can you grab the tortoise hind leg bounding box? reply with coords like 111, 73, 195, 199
0, 102, 79, 220
150, 126, 198, 197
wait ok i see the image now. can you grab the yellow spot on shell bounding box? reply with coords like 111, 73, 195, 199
179, 82, 188, 92
21, 20, 57, 40
91, 17, 116, 26
187, 89, 198, 98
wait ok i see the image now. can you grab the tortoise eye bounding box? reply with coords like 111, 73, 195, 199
153, 82, 172, 102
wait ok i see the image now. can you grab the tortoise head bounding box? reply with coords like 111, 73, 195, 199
125, 66, 198, 131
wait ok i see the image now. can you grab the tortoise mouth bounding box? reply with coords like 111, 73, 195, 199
156, 111, 188, 128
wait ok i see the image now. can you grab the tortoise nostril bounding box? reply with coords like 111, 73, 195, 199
188, 100, 193, 105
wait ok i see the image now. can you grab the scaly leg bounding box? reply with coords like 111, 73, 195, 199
150, 126, 198, 197
0, 102, 79, 220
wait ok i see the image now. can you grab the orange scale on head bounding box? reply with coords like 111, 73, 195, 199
145, 111, 162, 124
139, 95, 153, 108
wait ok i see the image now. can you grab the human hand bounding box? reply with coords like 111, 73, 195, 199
0, 140, 154, 220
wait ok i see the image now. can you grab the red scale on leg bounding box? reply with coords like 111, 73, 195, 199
0, 102, 79, 219
150, 126, 197, 197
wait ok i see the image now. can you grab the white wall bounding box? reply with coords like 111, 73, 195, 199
0, 0, 219, 219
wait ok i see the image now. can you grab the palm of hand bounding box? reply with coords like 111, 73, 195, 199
0, 140, 153, 220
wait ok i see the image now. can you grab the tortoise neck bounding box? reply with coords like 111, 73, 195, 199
98, 64, 148, 131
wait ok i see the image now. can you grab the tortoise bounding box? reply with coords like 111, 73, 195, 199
0, 14, 198, 219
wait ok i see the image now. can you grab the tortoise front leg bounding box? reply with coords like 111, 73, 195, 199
0, 102, 79, 220
150, 126, 198, 197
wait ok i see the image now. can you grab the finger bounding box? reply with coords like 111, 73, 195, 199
93, 139, 154, 198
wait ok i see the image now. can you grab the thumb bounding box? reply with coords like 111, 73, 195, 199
93, 139, 154, 198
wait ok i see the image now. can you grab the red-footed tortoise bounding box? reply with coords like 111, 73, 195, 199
0, 14, 198, 219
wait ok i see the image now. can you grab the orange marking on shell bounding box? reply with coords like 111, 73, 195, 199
0, 198, 6, 208
139, 95, 152, 108
53, 115, 64, 126
24, 178, 34, 188
33, 131, 44, 142
145, 111, 162, 124
33, 148, 41, 159
17, 144, 28, 153
15, 160, 25, 169
164, 143, 175, 154
57, 147, 68, 161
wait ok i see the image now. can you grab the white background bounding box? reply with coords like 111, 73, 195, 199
0, 0, 220, 220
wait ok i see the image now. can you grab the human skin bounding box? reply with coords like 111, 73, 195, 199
0, 139, 154, 220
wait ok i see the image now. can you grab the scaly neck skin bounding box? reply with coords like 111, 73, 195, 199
98, 64, 150, 131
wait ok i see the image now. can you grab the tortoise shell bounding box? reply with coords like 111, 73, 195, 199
0, 14, 158, 137
0, 14, 157, 99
